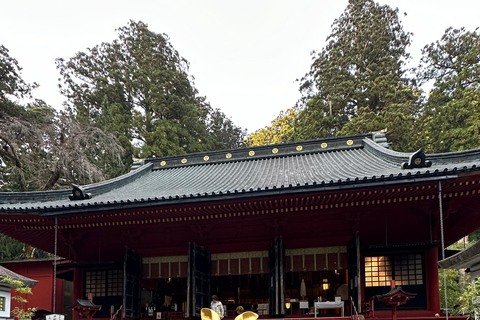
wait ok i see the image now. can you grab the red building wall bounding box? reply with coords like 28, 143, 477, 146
1, 260, 64, 315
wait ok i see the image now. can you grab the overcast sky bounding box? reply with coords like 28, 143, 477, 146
1, 0, 479, 133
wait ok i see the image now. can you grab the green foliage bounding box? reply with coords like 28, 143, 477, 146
0, 234, 23, 262
0, 276, 36, 320
294, 99, 346, 140
57, 20, 243, 159
418, 27, 480, 102
439, 269, 469, 314
0, 45, 38, 104
421, 89, 480, 152
416, 27, 480, 153
205, 108, 247, 150
469, 229, 480, 242
297, 0, 420, 150
244, 108, 297, 146
458, 277, 480, 316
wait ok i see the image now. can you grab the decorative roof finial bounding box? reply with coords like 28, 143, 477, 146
69, 185, 92, 201
402, 149, 432, 169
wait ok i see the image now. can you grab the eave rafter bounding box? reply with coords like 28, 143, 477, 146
2, 176, 480, 233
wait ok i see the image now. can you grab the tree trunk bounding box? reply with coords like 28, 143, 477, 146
43, 161, 62, 191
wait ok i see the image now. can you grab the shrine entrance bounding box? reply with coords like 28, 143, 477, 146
140, 241, 349, 319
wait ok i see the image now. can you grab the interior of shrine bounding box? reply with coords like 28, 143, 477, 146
140, 269, 347, 318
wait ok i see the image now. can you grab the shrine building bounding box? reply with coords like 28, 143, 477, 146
1, 132, 480, 320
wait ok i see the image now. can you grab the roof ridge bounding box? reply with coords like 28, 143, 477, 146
426, 147, 480, 165
145, 133, 373, 170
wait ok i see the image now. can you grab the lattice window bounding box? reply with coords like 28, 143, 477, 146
364, 254, 423, 287
85, 270, 123, 297
107, 269, 123, 296
0, 296, 5, 312
394, 254, 423, 286
365, 256, 392, 287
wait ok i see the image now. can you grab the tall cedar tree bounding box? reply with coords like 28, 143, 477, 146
57, 20, 244, 159
297, 0, 420, 151
416, 27, 480, 152
1, 45, 124, 192
1, 45, 125, 259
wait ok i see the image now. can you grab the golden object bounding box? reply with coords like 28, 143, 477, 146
226, 153, 232, 159
249, 150, 255, 156
236, 306, 245, 315
181, 158, 187, 164
347, 140, 353, 145
272, 148, 278, 154
160, 161, 166, 166
201, 308, 221, 320
296, 145, 303, 151
204, 156, 210, 161
321, 143, 327, 148
235, 311, 259, 320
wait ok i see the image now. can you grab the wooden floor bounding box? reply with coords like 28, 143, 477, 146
234, 311, 470, 320
274, 315, 469, 320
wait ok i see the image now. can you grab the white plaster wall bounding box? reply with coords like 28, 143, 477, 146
0, 290, 12, 319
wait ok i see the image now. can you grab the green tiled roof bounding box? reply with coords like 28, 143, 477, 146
1, 132, 480, 215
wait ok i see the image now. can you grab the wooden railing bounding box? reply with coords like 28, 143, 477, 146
361, 297, 375, 318
350, 296, 375, 319
350, 297, 362, 320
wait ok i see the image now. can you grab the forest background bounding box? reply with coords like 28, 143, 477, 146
1, 0, 480, 312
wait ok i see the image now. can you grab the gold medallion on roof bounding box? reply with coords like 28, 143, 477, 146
321, 143, 327, 148
249, 150, 255, 156
226, 153, 232, 159
181, 158, 187, 164
204, 156, 210, 161
296, 145, 303, 151
347, 140, 353, 146
160, 161, 166, 166
272, 148, 278, 154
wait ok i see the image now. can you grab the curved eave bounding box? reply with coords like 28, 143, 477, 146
438, 241, 480, 270
0, 163, 153, 205
3, 169, 463, 217
0, 265, 39, 288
